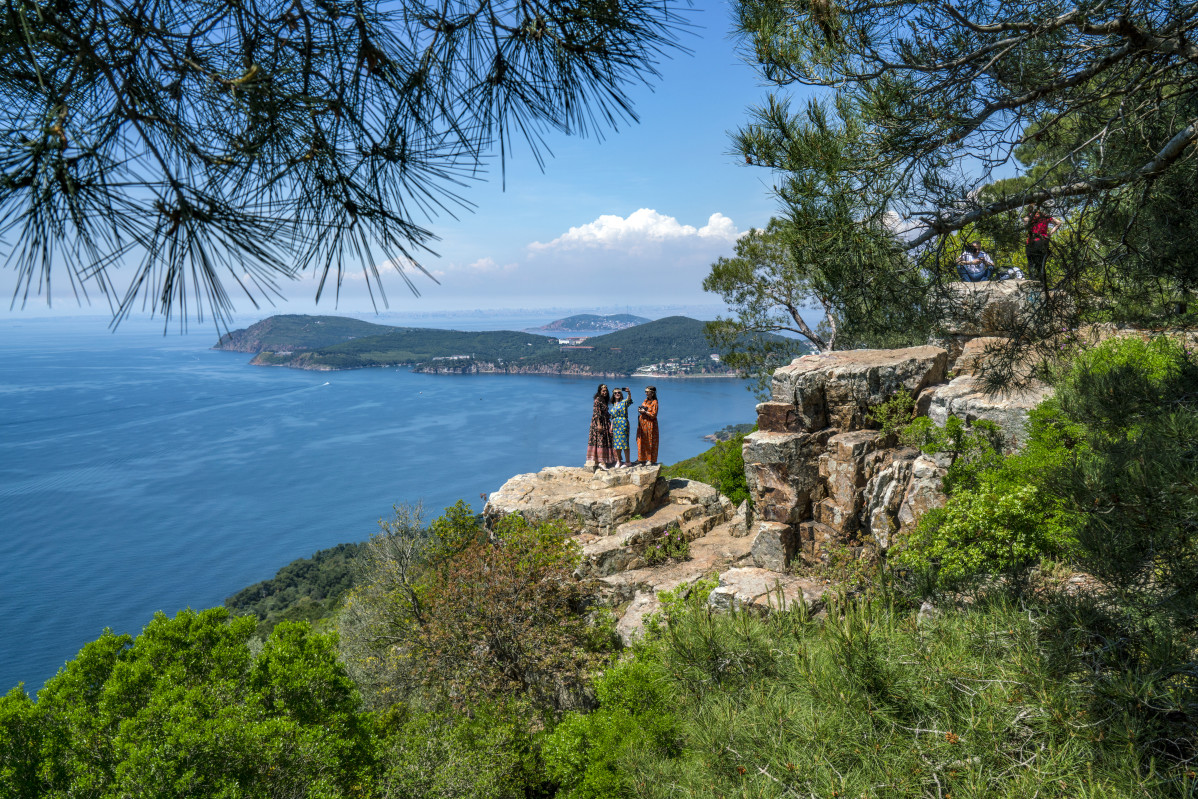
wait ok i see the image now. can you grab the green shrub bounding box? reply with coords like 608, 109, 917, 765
1050, 335, 1198, 625
662, 427, 754, 507
339, 504, 615, 715
375, 701, 544, 799
898, 403, 1083, 590
0, 611, 373, 799
542, 658, 679, 799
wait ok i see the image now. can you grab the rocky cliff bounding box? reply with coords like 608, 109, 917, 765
743, 280, 1056, 568
484, 281, 1056, 640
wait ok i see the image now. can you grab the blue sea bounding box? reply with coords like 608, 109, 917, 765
0, 314, 755, 693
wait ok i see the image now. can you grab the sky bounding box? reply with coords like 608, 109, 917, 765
1, 0, 798, 325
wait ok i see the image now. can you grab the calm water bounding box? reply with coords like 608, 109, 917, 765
0, 315, 754, 693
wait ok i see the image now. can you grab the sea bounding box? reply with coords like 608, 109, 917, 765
0, 313, 757, 694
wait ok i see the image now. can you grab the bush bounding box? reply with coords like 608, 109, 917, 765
643, 523, 689, 566
1050, 335, 1198, 625
374, 701, 544, 799
663, 427, 754, 507
339, 504, 617, 715
542, 658, 680, 799
898, 404, 1083, 590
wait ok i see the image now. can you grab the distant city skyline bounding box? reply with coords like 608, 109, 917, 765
1, 0, 796, 324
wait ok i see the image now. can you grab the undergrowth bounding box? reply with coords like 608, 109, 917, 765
546, 592, 1194, 798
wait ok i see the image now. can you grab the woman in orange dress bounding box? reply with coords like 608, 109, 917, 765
636, 385, 659, 465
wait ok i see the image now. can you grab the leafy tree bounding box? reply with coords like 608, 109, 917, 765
729, 0, 1198, 339
704, 214, 932, 390
339, 503, 616, 715
1, 0, 687, 324
0, 608, 373, 798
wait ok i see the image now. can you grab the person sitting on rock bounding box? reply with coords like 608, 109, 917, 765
955, 240, 995, 282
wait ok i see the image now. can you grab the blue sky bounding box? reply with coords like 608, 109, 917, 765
2, 0, 796, 322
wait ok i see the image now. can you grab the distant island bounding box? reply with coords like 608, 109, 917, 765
525, 313, 651, 335
213, 314, 771, 377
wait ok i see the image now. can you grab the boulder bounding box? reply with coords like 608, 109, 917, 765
748, 521, 796, 570
937, 280, 1043, 338
924, 375, 1054, 448
756, 401, 804, 433
707, 567, 826, 615
896, 454, 948, 532
484, 465, 662, 534
770, 346, 948, 430
860, 449, 919, 549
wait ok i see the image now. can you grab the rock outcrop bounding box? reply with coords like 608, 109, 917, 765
742, 281, 1055, 567
486, 465, 767, 643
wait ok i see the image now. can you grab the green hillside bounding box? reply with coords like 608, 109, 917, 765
534, 313, 651, 332
268, 328, 561, 369
214, 315, 397, 353
520, 316, 730, 374
222, 314, 797, 375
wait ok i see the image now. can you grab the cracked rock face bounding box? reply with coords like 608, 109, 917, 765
770, 346, 948, 430
742, 282, 1059, 569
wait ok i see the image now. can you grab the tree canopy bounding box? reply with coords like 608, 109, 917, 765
729, 0, 1198, 335
1, 0, 688, 324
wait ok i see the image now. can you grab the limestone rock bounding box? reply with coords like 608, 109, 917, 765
756, 401, 804, 433
484, 465, 662, 534
937, 280, 1043, 338
707, 567, 826, 615
615, 591, 660, 646
770, 346, 948, 430
749, 521, 796, 570
949, 336, 1009, 377
860, 449, 919, 549
924, 375, 1054, 448
728, 500, 751, 538
896, 454, 947, 532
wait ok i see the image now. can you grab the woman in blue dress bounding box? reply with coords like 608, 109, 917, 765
610, 387, 632, 467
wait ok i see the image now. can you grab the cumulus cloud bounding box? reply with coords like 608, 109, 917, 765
529, 209, 742, 253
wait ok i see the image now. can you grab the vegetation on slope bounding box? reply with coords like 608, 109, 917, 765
225, 542, 367, 638
277, 327, 560, 370
662, 424, 754, 507
6, 337, 1197, 799
214, 315, 396, 353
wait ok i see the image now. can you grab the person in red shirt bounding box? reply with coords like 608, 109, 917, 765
1023, 203, 1059, 283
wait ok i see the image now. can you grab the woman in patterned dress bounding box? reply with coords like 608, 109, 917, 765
636, 385, 659, 465
586, 384, 616, 469
610, 388, 632, 467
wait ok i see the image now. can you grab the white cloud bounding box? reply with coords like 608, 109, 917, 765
529, 209, 742, 253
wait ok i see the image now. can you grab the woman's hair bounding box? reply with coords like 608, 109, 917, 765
594, 384, 610, 401
645, 386, 657, 399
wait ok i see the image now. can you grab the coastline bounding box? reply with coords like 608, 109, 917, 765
235, 354, 740, 379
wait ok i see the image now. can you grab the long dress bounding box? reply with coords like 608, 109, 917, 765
587, 395, 616, 464
611, 397, 632, 451
636, 398, 659, 464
